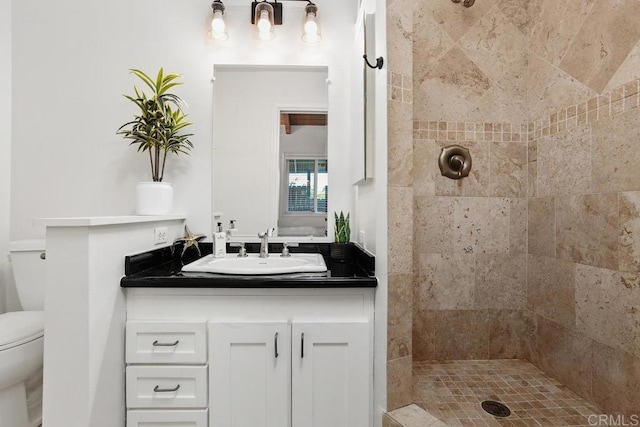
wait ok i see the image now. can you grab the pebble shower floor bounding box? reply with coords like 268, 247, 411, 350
412, 359, 600, 426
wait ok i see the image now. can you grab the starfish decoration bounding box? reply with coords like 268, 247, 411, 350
174, 225, 206, 257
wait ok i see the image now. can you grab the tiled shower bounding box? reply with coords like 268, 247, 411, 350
386, 0, 640, 420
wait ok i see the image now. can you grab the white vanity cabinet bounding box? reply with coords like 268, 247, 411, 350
125, 321, 209, 427
209, 321, 369, 427
125, 287, 374, 427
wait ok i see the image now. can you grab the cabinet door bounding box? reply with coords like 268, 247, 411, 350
209, 322, 290, 427
292, 322, 370, 427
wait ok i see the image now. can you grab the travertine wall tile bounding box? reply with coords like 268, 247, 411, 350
413, 3, 454, 72
528, 53, 597, 121
412, 309, 435, 361
509, 198, 528, 254
575, 264, 640, 359
605, 40, 640, 92
416, 253, 475, 310
536, 126, 592, 197
489, 141, 527, 197
420, 0, 497, 43
388, 100, 414, 187
528, 196, 555, 257
464, 83, 527, 123
556, 193, 618, 270
459, 8, 528, 110
592, 107, 640, 193
453, 197, 509, 254
414, 47, 491, 120
536, 316, 593, 402
559, 0, 640, 93
619, 191, 640, 273
414, 196, 454, 254
591, 341, 640, 416
475, 253, 526, 309
489, 310, 537, 360
413, 138, 436, 197
527, 254, 576, 328
434, 310, 490, 359
387, 356, 413, 411
388, 187, 414, 275
388, 274, 413, 360
497, 0, 542, 37
387, 0, 413, 76
529, 0, 595, 67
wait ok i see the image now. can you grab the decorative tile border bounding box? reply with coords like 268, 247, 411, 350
413, 78, 640, 143
532, 78, 640, 140
412, 120, 528, 143
388, 71, 413, 105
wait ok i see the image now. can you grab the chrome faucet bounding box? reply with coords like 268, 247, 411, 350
258, 228, 274, 258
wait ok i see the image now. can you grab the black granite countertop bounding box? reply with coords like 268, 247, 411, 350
120, 242, 377, 288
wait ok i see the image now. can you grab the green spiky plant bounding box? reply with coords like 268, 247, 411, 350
117, 68, 194, 182
334, 211, 351, 243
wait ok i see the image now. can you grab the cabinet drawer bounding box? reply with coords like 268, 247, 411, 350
126, 366, 208, 409
127, 321, 207, 364
126, 409, 208, 427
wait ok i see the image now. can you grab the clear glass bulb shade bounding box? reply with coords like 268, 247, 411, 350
256, 9, 274, 40
302, 13, 321, 43
210, 11, 228, 40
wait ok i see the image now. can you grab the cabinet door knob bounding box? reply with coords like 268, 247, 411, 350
274, 332, 279, 358
301, 333, 305, 358
153, 384, 181, 393
152, 340, 179, 347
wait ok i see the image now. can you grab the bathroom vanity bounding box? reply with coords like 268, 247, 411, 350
121, 243, 376, 427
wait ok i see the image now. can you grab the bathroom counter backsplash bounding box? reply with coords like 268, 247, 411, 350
120, 242, 376, 288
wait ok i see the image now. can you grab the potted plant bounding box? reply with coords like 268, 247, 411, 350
330, 211, 354, 260
117, 68, 194, 215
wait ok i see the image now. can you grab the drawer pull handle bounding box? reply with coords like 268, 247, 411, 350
152, 340, 179, 347
301, 332, 305, 358
153, 384, 181, 393
274, 332, 279, 358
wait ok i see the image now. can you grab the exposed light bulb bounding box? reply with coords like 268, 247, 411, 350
210, 1, 228, 41
210, 10, 228, 40
211, 10, 225, 33
257, 9, 272, 39
302, 4, 321, 44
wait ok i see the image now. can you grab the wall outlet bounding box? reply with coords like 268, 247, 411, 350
154, 227, 168, 245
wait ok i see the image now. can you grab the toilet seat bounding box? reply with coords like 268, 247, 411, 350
0, 312, 44, 352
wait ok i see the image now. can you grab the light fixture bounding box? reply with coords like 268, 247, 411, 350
210, 0, 228, 41
251, 1, 282, 41
302, 2, 321, 44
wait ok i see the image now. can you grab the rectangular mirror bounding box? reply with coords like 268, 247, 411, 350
213, 65, 329, 238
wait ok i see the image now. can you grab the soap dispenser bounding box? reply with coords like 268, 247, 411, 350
213, 222, 227, 257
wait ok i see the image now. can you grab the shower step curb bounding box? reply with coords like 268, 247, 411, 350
383, 404, 449, 427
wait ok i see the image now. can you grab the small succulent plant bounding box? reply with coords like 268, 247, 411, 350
334, 211, 351, 243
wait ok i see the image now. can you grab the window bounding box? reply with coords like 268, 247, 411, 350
286, 158, 327, 214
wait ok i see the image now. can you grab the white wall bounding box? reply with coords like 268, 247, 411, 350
0, 0, 11, 313
11, 0, 359, 241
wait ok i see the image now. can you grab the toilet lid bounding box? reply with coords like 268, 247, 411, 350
0, 311, 44, 351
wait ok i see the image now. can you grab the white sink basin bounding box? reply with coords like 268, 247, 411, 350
181, 253, 327, 275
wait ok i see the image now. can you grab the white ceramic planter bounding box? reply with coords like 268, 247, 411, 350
136, 182, 173, 215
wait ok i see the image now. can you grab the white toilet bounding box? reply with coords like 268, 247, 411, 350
0, 240, 45, 427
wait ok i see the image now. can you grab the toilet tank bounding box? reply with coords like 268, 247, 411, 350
9, 240, 46, 311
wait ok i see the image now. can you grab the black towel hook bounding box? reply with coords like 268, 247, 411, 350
363, 55, 384, 70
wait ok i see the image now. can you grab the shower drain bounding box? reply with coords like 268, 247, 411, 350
481, 400, 511, 418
